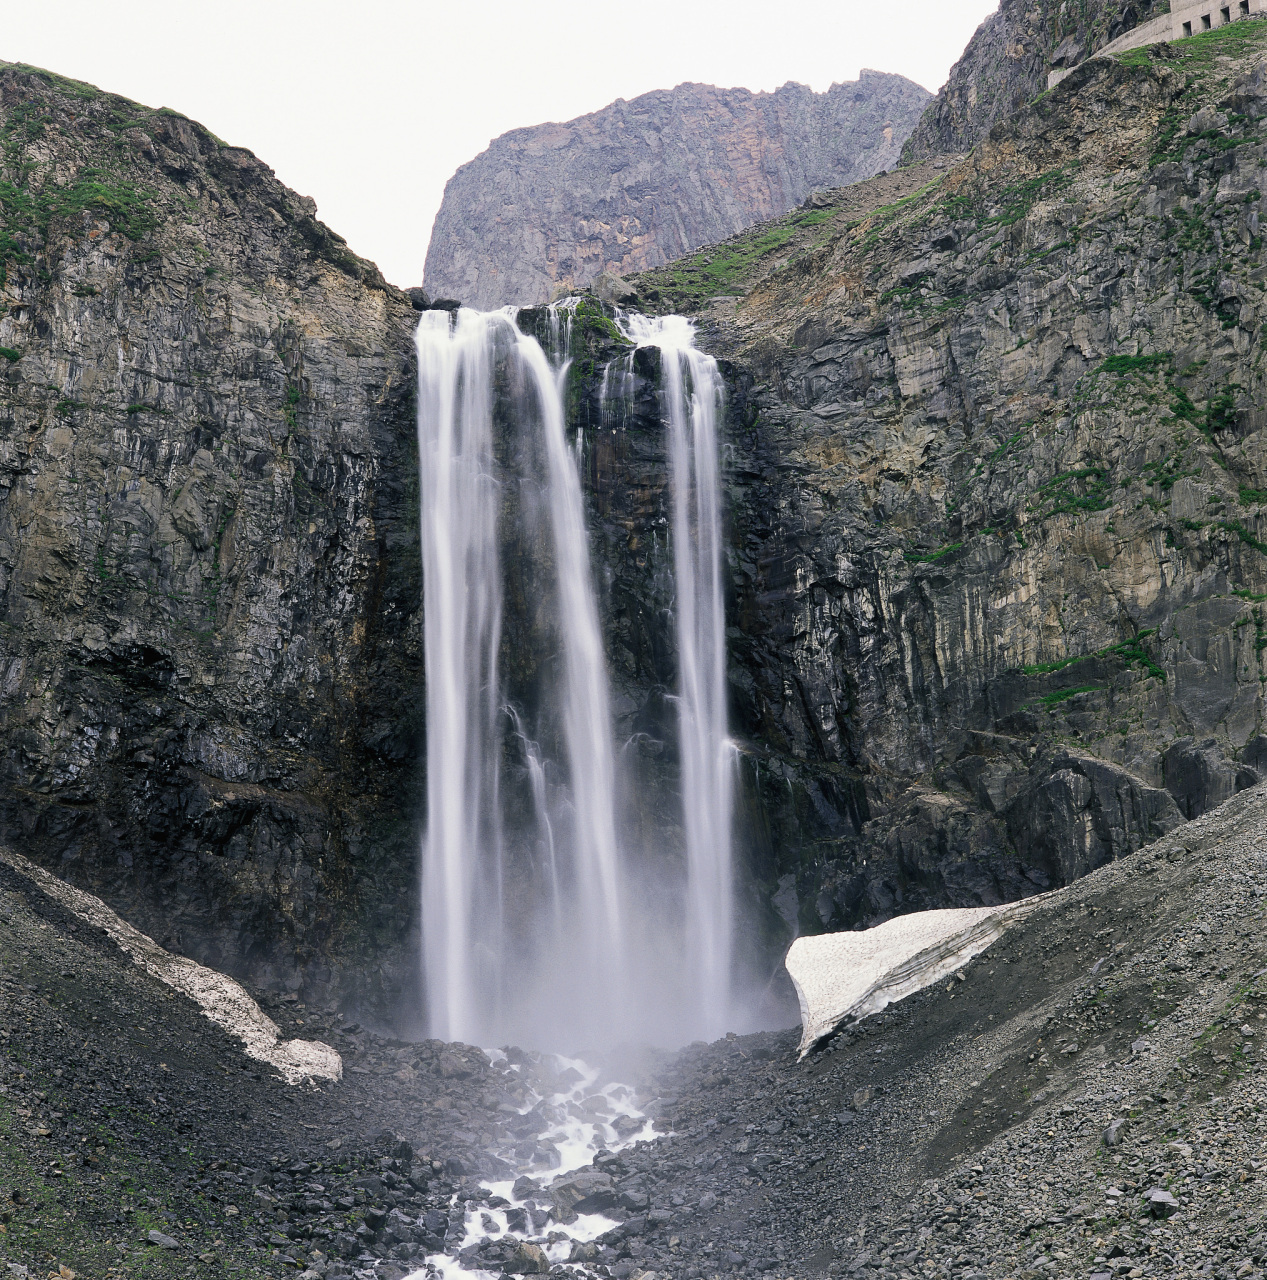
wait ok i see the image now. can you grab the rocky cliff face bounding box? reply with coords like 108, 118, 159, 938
12, 19, 1267, 1014
423, 73, 931, 310
620, 22, 1267, 937
901, 0, 1167, 163
0, 62, 425, 1012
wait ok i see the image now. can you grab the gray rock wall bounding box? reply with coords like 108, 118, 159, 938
683, 43, 1267, 937
901, 0, 1167, 163
424, 73, 931, 309
0, 62, 425, 1013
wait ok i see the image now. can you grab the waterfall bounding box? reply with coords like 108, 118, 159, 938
615, 313, 736, 1041
416, 302, 735, 1049
415, 309, 505, 1046
514, 337, 627, 1013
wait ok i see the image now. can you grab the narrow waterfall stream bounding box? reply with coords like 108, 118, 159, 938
415, 301, 736, 1052
613, 314, 735, 1043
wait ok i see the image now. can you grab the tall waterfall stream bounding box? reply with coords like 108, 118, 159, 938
415, 302, 738, 1053
413, 301, 736, 1276
615, 314, 735, 1045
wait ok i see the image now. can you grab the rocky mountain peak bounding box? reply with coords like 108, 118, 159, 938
901, 0, 1169, 162
423, 71, 930, 308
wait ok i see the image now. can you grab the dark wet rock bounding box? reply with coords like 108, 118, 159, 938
1005, 750, 1184, 882
510, 1175, 539, 1201
0, 62, 421, 1016
1165, 736, 1243, 818
438, 1050, 482, 1080
549, 1169, 614, 1223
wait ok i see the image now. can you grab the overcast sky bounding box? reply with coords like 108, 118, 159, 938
4, 0, 998, 288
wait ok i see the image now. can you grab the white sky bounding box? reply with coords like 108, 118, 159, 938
4, 0, 998, 288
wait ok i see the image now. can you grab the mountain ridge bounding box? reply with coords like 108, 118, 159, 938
423, 71, 930, 308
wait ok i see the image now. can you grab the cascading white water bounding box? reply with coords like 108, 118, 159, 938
416, 307, 627, 1046
614, 314, 736, 1040
408, 1051, 655, 1280
515, 337, 627, 1013
507, 708, 562, 930
416, 302, 737, 1049
416, 309, 505, 1046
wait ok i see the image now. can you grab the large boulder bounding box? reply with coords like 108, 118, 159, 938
549, 1169, 616, 1223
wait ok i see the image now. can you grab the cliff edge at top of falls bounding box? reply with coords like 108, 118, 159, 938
422, 73, 931, 310
0, 60, 427, 1013
614, 20, 1267, 941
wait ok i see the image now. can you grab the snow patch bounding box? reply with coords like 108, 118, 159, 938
786, 898, 1047, 1057
0, 846, 341, 1084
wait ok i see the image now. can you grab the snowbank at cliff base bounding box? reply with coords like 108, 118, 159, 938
0, 845, 341, 1084
785, 897, 1048, 1057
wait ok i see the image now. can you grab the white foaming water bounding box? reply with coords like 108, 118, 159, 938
416, 307, 628, 1046
614, 312, 736, 1041
516, 338, 627, 1009
407, 1055, 656, 1280
416, 303, 737, 1048
416, 309, 505, 1046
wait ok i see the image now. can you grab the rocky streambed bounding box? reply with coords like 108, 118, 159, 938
3, 784, 1267, 1280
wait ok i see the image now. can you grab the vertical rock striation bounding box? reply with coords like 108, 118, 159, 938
0, 62, 425, 1011
423, 73, 931, 309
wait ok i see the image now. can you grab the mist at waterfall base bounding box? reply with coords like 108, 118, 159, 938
415, 303, 763, 1054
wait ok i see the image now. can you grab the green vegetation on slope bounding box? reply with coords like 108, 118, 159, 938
0, 68, 163, 280
628, 161, 955, 314
1023, 629, 1167, 682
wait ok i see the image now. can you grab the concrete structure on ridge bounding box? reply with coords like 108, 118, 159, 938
1049, 0, 1266, 88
